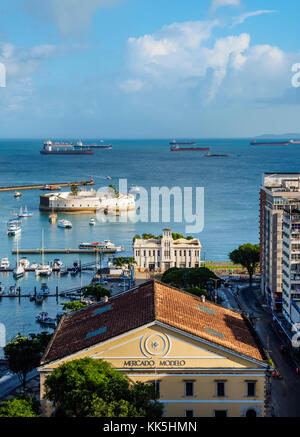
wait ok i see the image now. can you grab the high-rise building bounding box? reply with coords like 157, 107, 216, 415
260, 173, 300, 313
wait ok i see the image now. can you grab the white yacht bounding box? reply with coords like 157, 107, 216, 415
0, 258, 10, 269
13, 239, 25, 279
35, 229, 52, 277
7, 224, 21, 236
89, 218, 96, 226
13, 264, 25, 279
19, 257, 30, 269
35, 264, 52, 277
18, 206, 33, 218
57, 219, 72, 229
14, 192, 21, 198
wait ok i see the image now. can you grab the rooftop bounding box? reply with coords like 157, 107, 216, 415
41, 281, 265, 365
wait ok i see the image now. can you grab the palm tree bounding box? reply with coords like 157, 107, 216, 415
108, 184, 119, 198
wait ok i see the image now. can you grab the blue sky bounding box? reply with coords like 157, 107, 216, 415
0, 0, 300, 138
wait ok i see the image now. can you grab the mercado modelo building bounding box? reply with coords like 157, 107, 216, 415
39, 280, 270, 417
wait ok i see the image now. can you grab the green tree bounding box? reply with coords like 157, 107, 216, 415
4, 333, 52, 390
71, 185, 79, 196
161, 267, 220, 290
112, 257, 136, 271
61, 301, 87, 313
0, 395, 40, 417
229, 243, 260, 286
45, 358, 163, 417
82, 284, 111, 302
183, 287, 208, 298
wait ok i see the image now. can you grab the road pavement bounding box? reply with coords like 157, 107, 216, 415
233, 283, 300, 417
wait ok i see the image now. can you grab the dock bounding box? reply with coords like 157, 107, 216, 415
0, 180, 93, 192
11, 248, 121, 255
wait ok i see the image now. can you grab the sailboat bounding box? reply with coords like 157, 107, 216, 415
35, 230, 52, 277
13, 240, 25, 279
18, 206, 33, 218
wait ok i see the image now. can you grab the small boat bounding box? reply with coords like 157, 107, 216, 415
14, 192, 21, 198
36, 312, 56, 327
69, 267, 79, 276
128, 185, 140, 195
107, 176, 112, 180
8, 285, 18, 296
57, 219, 72, 229
60, 267, 69, 276
40, 283, 50, 296
30, 263, 39, 270
35, 264, 52, 277
35, 293, 44, 304
53, 259, 63, 270
13, 264, 25, 279
0, 258, 10, 269
41, 185, 51, 191
89, 218, 96, 226
19, 257, 30, 269
18, 206, 33, 218
0, 283, 6, 296
7, 224, 21, 236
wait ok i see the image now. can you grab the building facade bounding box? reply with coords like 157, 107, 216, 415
282, 203, 300, 325
134, 229, 201, 273
260, 173, 300, 312
39, 281, 269, 417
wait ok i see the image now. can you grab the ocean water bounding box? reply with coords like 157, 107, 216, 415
0, 137, 299, 346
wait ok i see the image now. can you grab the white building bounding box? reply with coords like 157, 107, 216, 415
134, 228, 201, 273
282, 203, 300, 325
40, 189, 135, 213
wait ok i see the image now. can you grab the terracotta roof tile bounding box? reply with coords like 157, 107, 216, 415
41, 280, 265, 365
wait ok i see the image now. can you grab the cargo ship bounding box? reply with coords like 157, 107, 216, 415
250, 140, 289, 146
170, 139, 197, 146
205, 153, 230, 157
75, 140, 112, 150
40, 141, 94, 155
171, 145, 210, 151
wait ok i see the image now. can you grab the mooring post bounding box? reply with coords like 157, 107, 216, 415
34, 287, 36, 297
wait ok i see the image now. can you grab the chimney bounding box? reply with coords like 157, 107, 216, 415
201, 295, 206, 303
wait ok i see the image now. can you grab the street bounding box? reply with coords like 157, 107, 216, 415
218, 281, 300, 417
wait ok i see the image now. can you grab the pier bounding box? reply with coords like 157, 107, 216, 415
0, 180, 93, 192
11, 248, 121, 255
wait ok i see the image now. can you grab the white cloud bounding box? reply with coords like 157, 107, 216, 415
210, 0, 240, 14
232, 10, 278, 26
25, 0, 120, 35
120, 19, 294, 105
